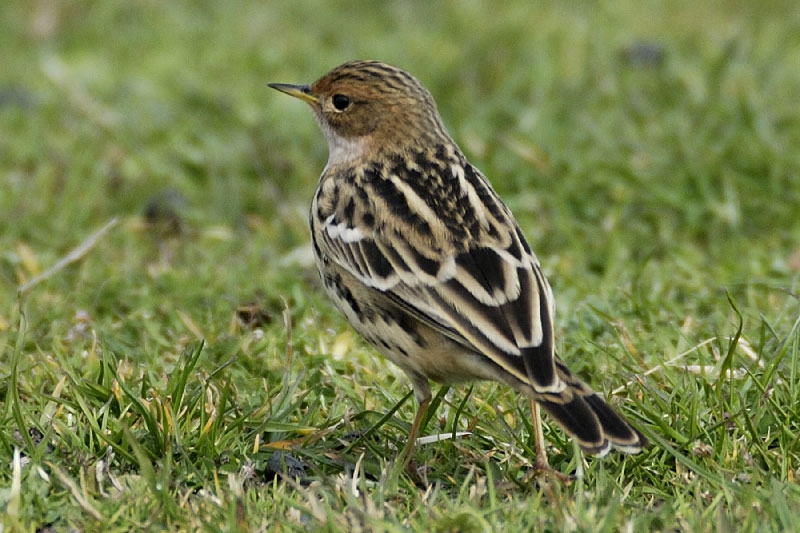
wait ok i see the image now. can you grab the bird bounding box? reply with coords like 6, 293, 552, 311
269, 60, 647, 474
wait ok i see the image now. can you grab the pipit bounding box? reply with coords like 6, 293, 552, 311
269, 60, 647, 473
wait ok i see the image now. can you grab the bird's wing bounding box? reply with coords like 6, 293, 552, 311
313, 161, 563, 394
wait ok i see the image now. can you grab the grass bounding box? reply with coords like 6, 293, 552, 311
1, 1, 800, 530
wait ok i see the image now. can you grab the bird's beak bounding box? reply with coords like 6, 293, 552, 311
268, 83, 319, 105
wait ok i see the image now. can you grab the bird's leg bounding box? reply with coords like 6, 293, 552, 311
385, 396, 430, 486
393, 376, 434, 472
531, 399, 549, 471
396, 396, 430, 469
529, 399, 572, 482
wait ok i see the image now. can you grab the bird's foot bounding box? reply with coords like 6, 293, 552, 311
526, 455, 574, 484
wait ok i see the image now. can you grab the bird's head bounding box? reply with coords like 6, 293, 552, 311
269, 60, 452, 165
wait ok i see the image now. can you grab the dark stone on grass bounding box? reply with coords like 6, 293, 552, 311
13, 426, 54, 455
142, 188, 188, 237
265, 451, 308, 485
620, 41, 667, 67
235, 303, 273, 328
0, 85, 35, 108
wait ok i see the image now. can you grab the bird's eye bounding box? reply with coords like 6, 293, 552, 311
332, 94, 351, 111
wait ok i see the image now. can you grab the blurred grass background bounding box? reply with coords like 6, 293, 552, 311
1, 1, 799, 530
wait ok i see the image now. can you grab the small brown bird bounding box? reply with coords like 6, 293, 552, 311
270, 60, 646, 473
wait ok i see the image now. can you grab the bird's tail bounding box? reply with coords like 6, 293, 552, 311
536, 358, 647, 456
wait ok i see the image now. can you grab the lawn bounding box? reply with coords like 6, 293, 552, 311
1, 1, 800, 531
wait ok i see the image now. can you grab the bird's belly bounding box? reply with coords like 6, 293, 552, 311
319, 272, 503, 385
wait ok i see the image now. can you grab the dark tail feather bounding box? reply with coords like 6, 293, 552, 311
538, 395, 612, 456
584, 393, 648, 453
534, 358, 647, 456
